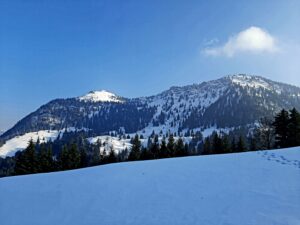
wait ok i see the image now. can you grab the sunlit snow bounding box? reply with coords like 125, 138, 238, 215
0, 147, 299, 225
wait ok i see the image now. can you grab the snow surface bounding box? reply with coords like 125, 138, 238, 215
0, 130, 60, 158
78, 90, 123, 103
88, 136, 132, 154
0, 148, 299, 225
88, 135, 192, 154
0, 128, 88, 158
229, 74, 272, 90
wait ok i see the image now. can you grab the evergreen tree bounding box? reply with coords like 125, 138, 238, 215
167, 134, 175, 157
128, 134, 141, 161
203, 137, 211, 155
37, 144, 54, 172
258, 117, 275, 149
249, 137, 257, 151
184, 143, 189, 156
140, 147, 149, 160
107, 148, 117, 163
221, 135, 231, 153
79, 147, 88, 168
149, 135, 160, 159
159, 138, 168, 158
175, 138, 186, 156
59, 145, 69, 170
59, 143, 80, 170
230, 137, 237, 153
68, 143, 81, 169
211, 132, 223, 154
287, 108, 300, 147
273, 109, 289, 148
237, 136, 247, 152
15, 139, 37, 175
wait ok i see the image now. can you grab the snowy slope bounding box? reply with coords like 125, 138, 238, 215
0, 128, 88, 158
0, 130, 60, 157
88, 135, 132, 154
0, 148, 299, 225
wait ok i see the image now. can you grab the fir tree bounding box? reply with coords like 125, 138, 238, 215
159, 138, 168, 158
273, 109, 289, 148
149, 135, 159, 159
175, 138, 186, 156
211, 132, 223, 154
15, 139, 37, 175
287, 108, 300, 147
166, 134, 175, 157
237, 136, 247, 152
249, 137, 257, 151
107, 148, 117, 163
37, 144, 54, 172
68, 143, 81, 169
203, 137, 211, 155
230, 137, 237, 153
79, 147, 88, 168
128, 134, 141, 161
222, 135, 231, 153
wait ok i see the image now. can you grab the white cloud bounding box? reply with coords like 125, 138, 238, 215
203, 26, 279, 57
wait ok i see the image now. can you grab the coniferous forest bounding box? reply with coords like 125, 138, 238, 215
1, 108, 300, 177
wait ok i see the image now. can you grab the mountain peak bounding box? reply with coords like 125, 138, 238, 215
78, 90, 123, 103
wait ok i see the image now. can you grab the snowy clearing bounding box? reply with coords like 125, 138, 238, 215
0, 128, 88, 158
0, 130, 60, 158
0, 147, 299, 225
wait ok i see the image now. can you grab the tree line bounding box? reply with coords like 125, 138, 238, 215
4, 107, 300, 177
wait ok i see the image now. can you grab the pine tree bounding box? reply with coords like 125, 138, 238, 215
167, 134, 175, 157
37, 144, 54, 172
230, 137, 237, 153
159, 137, 168, 158
128, 134, 141, 161
68, 143, 81, 169
221, 135, 231, 153
258, 117, 275, 149
249, 137, 257, 151
211, 132, 223, 154
107, 147, 117, 163
79, 147, 88, 168
175, 138, 186, 156
15, 139, 37, 175
287, 108, 300, 147
237, 136, 247, 152
59, 145, 69, 170
203, 137, 211, 155
59, 144, 80, 170
273, 109, 289, 148
149, 135, 159, 159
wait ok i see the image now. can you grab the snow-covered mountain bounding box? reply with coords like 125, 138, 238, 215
1, 74, 300, 156
0, 147, 299, 225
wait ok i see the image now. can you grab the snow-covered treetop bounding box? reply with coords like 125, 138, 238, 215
78, 90, 123, 103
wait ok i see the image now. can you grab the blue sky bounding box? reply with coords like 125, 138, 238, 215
1, 0, 300, 131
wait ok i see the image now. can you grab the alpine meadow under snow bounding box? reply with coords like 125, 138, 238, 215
0, 147, 299, 225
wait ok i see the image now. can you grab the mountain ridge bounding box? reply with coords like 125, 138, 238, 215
1, 74, 300, 144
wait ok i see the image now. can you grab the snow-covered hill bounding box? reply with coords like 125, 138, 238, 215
0, 148, 299, 225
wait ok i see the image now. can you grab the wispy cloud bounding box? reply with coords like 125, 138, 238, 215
203, 26, 279, 57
